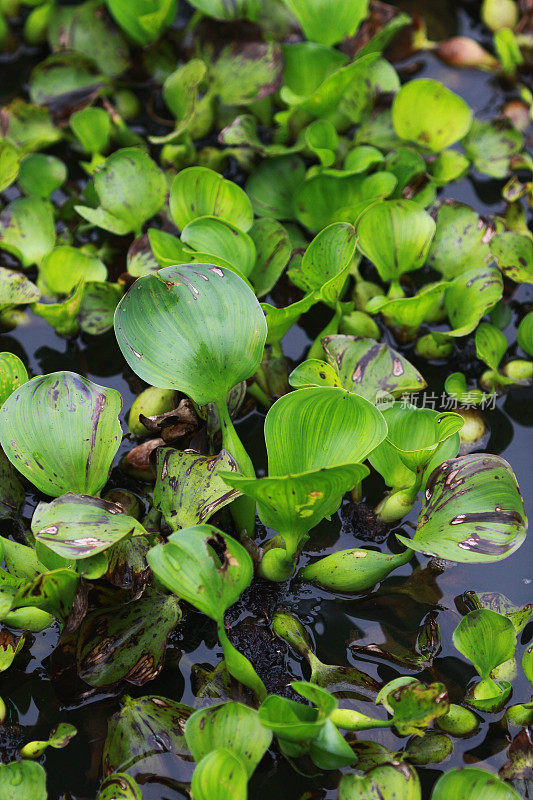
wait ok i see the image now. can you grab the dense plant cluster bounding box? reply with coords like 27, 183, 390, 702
0, 0, 532, 798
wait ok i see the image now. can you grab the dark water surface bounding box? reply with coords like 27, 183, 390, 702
0, 1, 532, 798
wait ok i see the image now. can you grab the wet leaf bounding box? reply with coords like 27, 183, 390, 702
377, 678, 449, 736
76, 148, 166, 236
169, 167, 253, 232
0, 371, 122, 497
0, 628, 25, 672
103, 694, 192, 776
339, 763, 421, 800
491, 232, 533, 284
499, 727, 533, 798
300, 547, 413, 593
77, 590, 180, 687
0, 449, 25, 519
32, 493, 145, 559
154, 447, 239, 532
432, 767, 521, 800
426, 202, 492, 279
0, 760, 47, 800
392, 78, 472, 152
20, 722, 77, 759
79, 281, 124, 336
462, 591, 533, 633
97, 773, 143, 800
39, 246, 107, 295
191, 749, 247, 800
397, 454, 527, 563
212, 42, 283, 106
322, 335, 426, 401
13, 568, 79, 620
405, 731, 452, 765
476, 322, 508, 372
289, 359, 342, 389
185, 702, 272, 778
31, 281, 84, 337
0, 197, 55, 268
462, 118, 523, 178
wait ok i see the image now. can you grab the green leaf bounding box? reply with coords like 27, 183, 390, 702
441, 266, 503, 338
170, 167, 253, 232
160, 59, 207, 135
294, 170, 397, 232
153, 447, 239, 531
32, 494, 145, 559
523, 645, 533, 684
40, 246, 107, 295
77, 590, 180, 687
339, 763, 421, 800
185, 702, 272, 778
426, 202, 492, 279
0, 761, 47, 800
0, 628, 25, 672
463, 591, 533, 633
0, 268, 40, 311
430, 150, 470, 186
299, 222, 356, 295
300, 547, 413, 592
356, 199, 435, 283
491, 232, 533, 283
76, 148, 166, 236
392, 78, 473, 152
20, 722, 77, 758
289, 359, 342, 390
453, 609, 517, 680
114, 264, 266, 406
397, 454, 527, 563
258, 694, 323, 742
97, 774, 143, 800
245, 156, 306, 220
105, 0, 177, 46
147, 524, 252, 621
211, 42, 283, 106
444, 373, 486, 405
31, 281, 84, 336
248, 218, 291, 297
12, 568, 79, 620
282, 0, 368, 46
0, 197, 55, 268
0, 371, 122, 497
462, 118, 523, 178
265, 386, 387, 475
431, 767, 521, 800
191, 749, 248, 800
517, 312, 533, 356
103, 694, 192, 776
181, 216, 257, 276
322, 336, 426, 401
18, 153, 66, 199
0, 353, 28, 406
262, 291, 318, 345
476, 322, 508, 372
79, 280, 124, 336
0, 141, 20, 192
29, 53, 105, 107
186, 0, 260, 21
377, 678, 449, 736
370, 402, 463, 474
0, 99, 60, 155
305, 119, 338, 167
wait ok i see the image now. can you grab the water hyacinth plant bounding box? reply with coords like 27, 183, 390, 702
0, 0, 531, 797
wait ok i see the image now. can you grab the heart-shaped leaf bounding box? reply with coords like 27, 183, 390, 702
476, 322, 508, 372
426, 202, 492, 279
0, 197, 55, 267
491, 231, 533, 284
39, 246, 107, 295
440, 266, 503, 338
181, 216, 256, 276
105, 0, 177, 46
462, 118, 523, 178
245, 155, 306, 220
282, 0, 368, 46
356, 199, 436, 284
170, 167, 253, 232
453, 609, 517, 680
0, 372, 122, 497
432, 768, 521, 800
185, 702, 272, 778
114, 264, 266, 407
377, 678, 449, 736
397, 454, 527, 562
32, 494, 145, 559
392, 78, 472, 152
